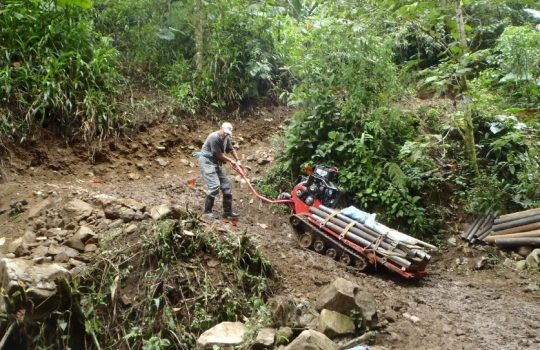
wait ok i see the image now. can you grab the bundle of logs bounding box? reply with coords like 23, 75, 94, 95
309, 205, 436, 271
462, 208, 540, 248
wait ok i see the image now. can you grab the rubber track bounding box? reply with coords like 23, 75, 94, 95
291, 214, 368, 269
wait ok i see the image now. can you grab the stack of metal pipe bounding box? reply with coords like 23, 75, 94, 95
308, 205, 435, 271
461, 212, 497, 243
483, 208, 540, 247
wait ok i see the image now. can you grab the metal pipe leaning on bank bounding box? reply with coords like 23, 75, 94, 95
491, 237, 540, 248
484, 229, 540, 244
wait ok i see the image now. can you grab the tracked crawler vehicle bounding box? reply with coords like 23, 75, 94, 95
231, 164, 433, 279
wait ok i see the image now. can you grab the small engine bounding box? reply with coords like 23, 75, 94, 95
296, 165, 341, 208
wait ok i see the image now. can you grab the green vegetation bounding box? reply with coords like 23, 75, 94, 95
0, 0, 121, 140
22, 216, 273, 349
1, 0, 540, 235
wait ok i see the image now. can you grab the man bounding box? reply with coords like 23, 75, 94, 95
198, 122, 241, 219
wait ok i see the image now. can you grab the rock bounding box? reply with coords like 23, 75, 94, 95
84, 244, 98, 253
268, 295, 319, 329
252, 327, 275, 349
180, 158, 190, 166
66, 226, 95, 252
125, 224, 138, 234
516, 260, 527, 271
316, 309, 355, 338
503, 258, 515, 269
32, 245, 50, 259
120, 198, 146, 213
22, 231, 36, 244
284, 330, 338, 350
196, 321, 246, 349
523, 283, 539, 293
91, 193, 118, 207
525, 249, 540, 269
27, 198, 52, 219
275, 327, 293, 346
7, 238, 27, 256
150, 204, 172, 220
0, 258, 69, 320
64, 199, 93, 220
156, 157, 169, 167
447, 236, 457, 246
315, 278, 377, 328
54, 252, 70, 263
68, 258, 85, 268
127, 173, 140, 180
517, 246, 533, 258
48, 245, 80, 258
475, 256, 489, 270
403, 313, 420, 324
117, 207, 136, 222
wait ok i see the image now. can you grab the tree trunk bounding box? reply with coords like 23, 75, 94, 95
194, 0, 204, 73
454, 0, 479, 176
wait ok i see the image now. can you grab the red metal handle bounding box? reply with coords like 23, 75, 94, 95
230, 162, 294, 205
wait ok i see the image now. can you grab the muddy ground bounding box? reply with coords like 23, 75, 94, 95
1, 107, 539, 350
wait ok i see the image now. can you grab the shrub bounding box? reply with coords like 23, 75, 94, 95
0, 0, 121, 140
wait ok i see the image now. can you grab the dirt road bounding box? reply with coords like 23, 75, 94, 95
1, 109, 539, 349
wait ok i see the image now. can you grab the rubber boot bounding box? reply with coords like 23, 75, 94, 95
223, 194, 239, 219
203, 195, 216, 220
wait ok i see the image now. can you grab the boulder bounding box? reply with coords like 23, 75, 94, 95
7, 237, 29, 256
268, 295, 319, 329
150, 204, 172, 220
66, 226, 95, 252
252, 327, 276, 349
525, 249, 540, 269
125, 224, 138, 234
284, 330, 338, 350
64, 199, 93, 220
27, 198, 52, 220
48, 245, 80, 259
316, 309, 355, 338
120, 198, 146, 213
91, 193, 118, 207
196, 321, 246, 349
84, 244, 98, 253
22, 230, 37, 244
0, 258, 70, 320
315, 278, 377, 328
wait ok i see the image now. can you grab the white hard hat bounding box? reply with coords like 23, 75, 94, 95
221, 122, 233, 135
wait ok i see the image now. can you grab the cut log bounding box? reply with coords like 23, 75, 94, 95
497, 208, 540, 223
492, 213, 540, 232
485, 230, 540, 244
494, 237, 540, 247
492, 222, 540, 236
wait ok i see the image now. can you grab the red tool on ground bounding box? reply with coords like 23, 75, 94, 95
230, 163, 431, 279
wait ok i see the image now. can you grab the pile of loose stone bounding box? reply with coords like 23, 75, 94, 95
197, 277, 385, 350
1, 190, 184, 322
